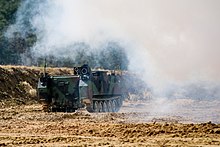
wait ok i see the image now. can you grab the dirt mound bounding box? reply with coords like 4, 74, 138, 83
0, 66, 73, 107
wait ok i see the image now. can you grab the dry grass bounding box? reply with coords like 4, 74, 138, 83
0, 65, 74, 75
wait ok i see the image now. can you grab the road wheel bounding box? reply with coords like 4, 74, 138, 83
115, 98, 122, 112
117, 97, 123, 107
93, 101, 99, 112
102, 101, 108, 112
112, 100, 117, 112
107, 101, 112, 112
99, 101, 103, 112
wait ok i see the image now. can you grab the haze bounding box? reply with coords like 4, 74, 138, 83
8, 0, 220, 96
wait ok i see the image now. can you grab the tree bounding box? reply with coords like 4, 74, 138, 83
0, 0, 21, 64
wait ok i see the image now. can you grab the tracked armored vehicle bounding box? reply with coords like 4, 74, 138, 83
37, 64, 126, 112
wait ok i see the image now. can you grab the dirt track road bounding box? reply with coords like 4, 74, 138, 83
0, 99, 220, 146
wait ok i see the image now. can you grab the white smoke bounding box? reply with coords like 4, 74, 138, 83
6, 0, 220, 98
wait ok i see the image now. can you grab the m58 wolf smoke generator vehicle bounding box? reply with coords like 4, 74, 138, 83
37, 64, 126, 112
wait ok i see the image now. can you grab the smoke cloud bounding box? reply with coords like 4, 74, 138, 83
6, 0, 220, 98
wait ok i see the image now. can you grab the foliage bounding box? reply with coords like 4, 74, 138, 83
0, 0, 129, 70
0, 0, 21, 31
0, 0, 22, 64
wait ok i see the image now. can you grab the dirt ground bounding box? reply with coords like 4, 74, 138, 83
0, 66, 220, 146
0, 100, 220, 147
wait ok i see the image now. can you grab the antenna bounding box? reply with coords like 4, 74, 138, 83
44, 58, 47, 77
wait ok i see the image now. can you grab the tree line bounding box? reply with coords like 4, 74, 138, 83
0, 0, 129, 70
